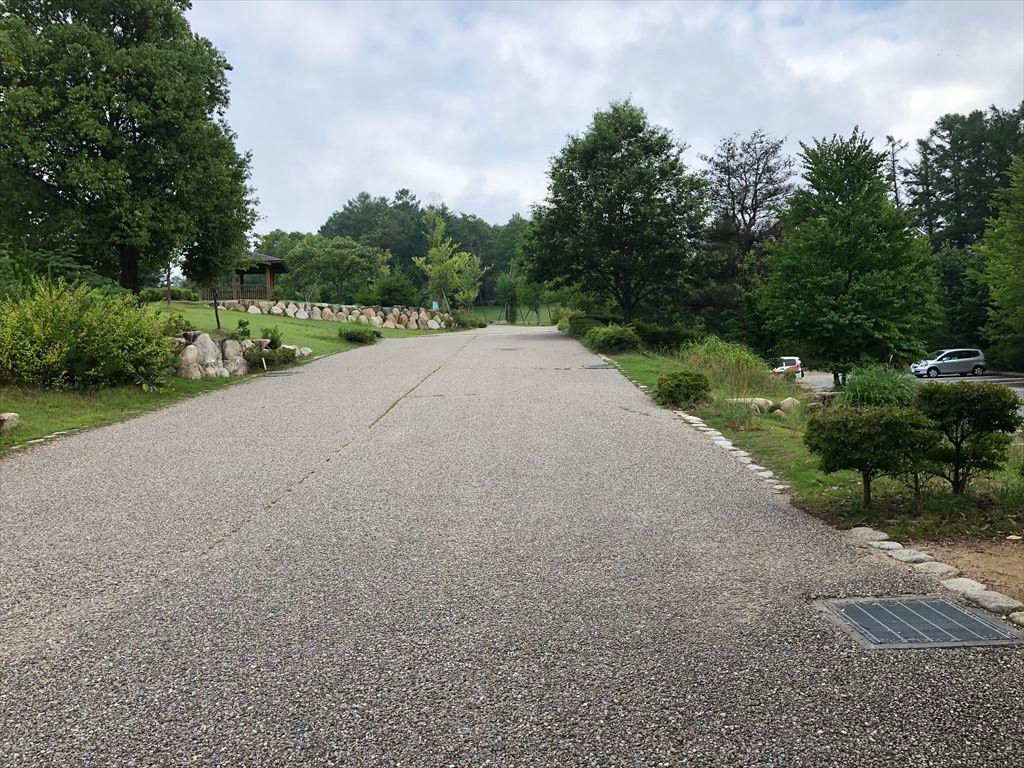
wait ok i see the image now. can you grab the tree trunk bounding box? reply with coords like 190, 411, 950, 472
833, 371, 842, 388
213, 288, 222, 330
119, 245, 140, 293
165, 262, 172, 305
861, 471, 872, 508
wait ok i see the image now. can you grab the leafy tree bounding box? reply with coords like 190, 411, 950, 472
413, 212, 472, 313
976, 156, 1024, 369
761, 129, 939, 385
369, 270, 420, 307
929, 243, 989, 346
494, 272, 519, 323
0, 0, 256, 291
883, 135, 908, 207
805, 405, 935, 508
453, 253, 488, 311
319, 192, 390, 241
257, 230, 308, 261
487, 213, 530, 300
915, 382, 1023, 494
365, 189, 425, 276
526, 100, 710, 322
286, 236, 389, 304
903, 103, 1024, 248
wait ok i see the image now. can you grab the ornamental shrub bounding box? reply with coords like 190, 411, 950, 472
452, 310, 487, 329
804, 405, 936, 508
567, 315, 604, 338
0, 279, 175, 388
138, 286, 199, 302
841, 364, 916, 406
629, 320, 699, 351
243, 345, 297, 370
582, 324, 641, 353
260, 326, 283, 350
339, 325, 382, 345
915, 382, 1024, 494
653, 369, 711, 409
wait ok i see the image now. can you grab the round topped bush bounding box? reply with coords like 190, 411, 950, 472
653, 369, 711, 408
582, 324, 641, 353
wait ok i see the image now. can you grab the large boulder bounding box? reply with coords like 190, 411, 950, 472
247, 304, 262, 314
383, 320, 396, 329
285, 303, 298, 317
231, 303, 247, 312
297, 347, 313, 358
281, 344, 299, 357
405, 320, 418, 330
728, 397, 774, 413
179, 344, 199, 364
778, 397, 802, 414
192, 333, 222, 367
270, 305, 284, 315
321, 308, 335, 321
176, 361, 202, 380
427, 319, 440, 330
0, 412, 20, 434
295, 309, 309, 320
357, 315, 369, 325
221, 339, 242, 360
225, 356, 248, 376
311, 307, 322, 320
370, 316, 383, 327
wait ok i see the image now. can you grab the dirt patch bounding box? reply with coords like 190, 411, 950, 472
920, 540, 1024, 602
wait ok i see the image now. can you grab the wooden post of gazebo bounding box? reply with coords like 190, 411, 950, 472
265, 264, 274, 298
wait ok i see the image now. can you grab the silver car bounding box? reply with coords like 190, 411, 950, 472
910, 349, 987, 378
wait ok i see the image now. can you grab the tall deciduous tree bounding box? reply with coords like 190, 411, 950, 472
0, 0, 256, 291
286, 236, 389, 304
413, 211, 473, 313
526, 100, 709, 322
762, 130, 939, 385
976, 156, 1024, 369
319, 192, 390, 241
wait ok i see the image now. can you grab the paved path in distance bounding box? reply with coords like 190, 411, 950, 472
2, 326, 1021, 766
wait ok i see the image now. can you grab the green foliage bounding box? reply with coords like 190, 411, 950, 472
285, 236, 390, 304
0, 0, 257, 289
0, 248, 111, 297
653, 369, 711, 409
804, 405, 936, 507
339, 325, 382, 345
138, 286, 200, 303
242, 345, 296, 370
841, 364, 917, 406
629, 320, 699, 351
494, 273, 519, 322
582, 324, 641, 353
526, 99, 710, 322
414, 212, 479, 313
929, 244, 989, 347
260, 326, 283, 350
976, 156, 1024, 370
567, 315, 604, 338
319, 192, 390, 242
0, 279, 175, 389
230, 319, 251, 341
700, 399, 758, 431
761, 129, 940, 375
915, 382, 1023, 494
156, 312, 193, 337
370, 270, 421, 307
674, 336, 771, 395
451, 310, 487, 329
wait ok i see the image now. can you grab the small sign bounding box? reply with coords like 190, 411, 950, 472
431, 300, 439, 310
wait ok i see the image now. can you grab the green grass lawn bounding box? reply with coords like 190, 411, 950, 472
612, 349, 1024, 540
468, 303, 559, 325
0, 301, 449, 454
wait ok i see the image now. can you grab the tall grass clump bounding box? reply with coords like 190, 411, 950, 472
841, 364, 917, 406
675, 336, 783, 397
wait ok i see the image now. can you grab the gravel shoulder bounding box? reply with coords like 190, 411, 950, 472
2, 327, 1022, 766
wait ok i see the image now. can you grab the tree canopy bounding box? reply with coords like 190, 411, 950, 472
0, 0, 256, 290
526, 100, 710, 321
761, 130, 939, 380
285, 236, 389, 304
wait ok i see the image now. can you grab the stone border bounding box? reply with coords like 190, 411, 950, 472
845, 526, 1024, 626
599, 353, 1024, 629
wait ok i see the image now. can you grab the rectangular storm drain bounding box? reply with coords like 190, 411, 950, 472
584, 363, 614, 369
823, 597, 1022, 649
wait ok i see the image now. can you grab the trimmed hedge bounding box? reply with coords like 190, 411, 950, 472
139, 286, 199, 302
339, 325, 382, 345
582, 324, 641, 353
653, 369, 711, 409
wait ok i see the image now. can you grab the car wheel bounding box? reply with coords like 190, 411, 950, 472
972, 365, 985, 376
927, 367, 940, 378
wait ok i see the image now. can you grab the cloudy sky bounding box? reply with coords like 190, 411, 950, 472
187, 0, 1024, 234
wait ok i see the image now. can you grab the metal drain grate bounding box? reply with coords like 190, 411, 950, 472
583, 363, 614, 369
823, 597, 1022, 649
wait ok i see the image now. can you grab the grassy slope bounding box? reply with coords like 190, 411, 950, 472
0, 301, 448, 453
612, 350, 1024, 539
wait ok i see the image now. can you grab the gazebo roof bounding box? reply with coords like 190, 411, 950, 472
236, 252, 288, 275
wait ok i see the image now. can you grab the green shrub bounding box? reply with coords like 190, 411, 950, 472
582, 324, 641, 353
243, 345, 297, 370
230, 319, 251, 340
701, 399, 757, 431
155, 311, 193, 337
841, 364, 916, 406
676, 336, 777, 397
261, 326, 283, 350
452, 310, 487, 329
339, 325, 382, 345
556, 309, 583, 332
653, 369, 711, 409
567, 315, 604, 338
805, 405, 936, 508
0, 279, 175, 389
630, 320, 699, 351
138, 286, 199, 302
915, 382, 1024, 494
370, 271, 421, 307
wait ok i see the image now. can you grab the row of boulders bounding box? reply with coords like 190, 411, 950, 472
171, 331, 312, 379
221, 300, 451, 330
728, 396, 811, 416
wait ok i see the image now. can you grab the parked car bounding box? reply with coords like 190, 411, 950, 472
910, 349, 986, 378
772, 356, 803, 378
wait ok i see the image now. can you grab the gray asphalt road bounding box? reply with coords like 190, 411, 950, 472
2, 327, 1022, 767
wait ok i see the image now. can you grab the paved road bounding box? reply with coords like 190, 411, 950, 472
2, 327, 1022, 766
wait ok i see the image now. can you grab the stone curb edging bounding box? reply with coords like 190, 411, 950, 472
846, 526, 1024, 626
598, 354, 1024, 629
596, 354, 790, 497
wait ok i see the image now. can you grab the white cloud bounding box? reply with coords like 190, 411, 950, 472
187, 0, 1024, 233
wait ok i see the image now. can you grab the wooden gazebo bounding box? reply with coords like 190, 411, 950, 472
201, 253, 288, 301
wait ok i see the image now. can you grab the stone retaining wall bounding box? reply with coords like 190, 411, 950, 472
221, 300, 451, 330
173, 331, 312, 380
